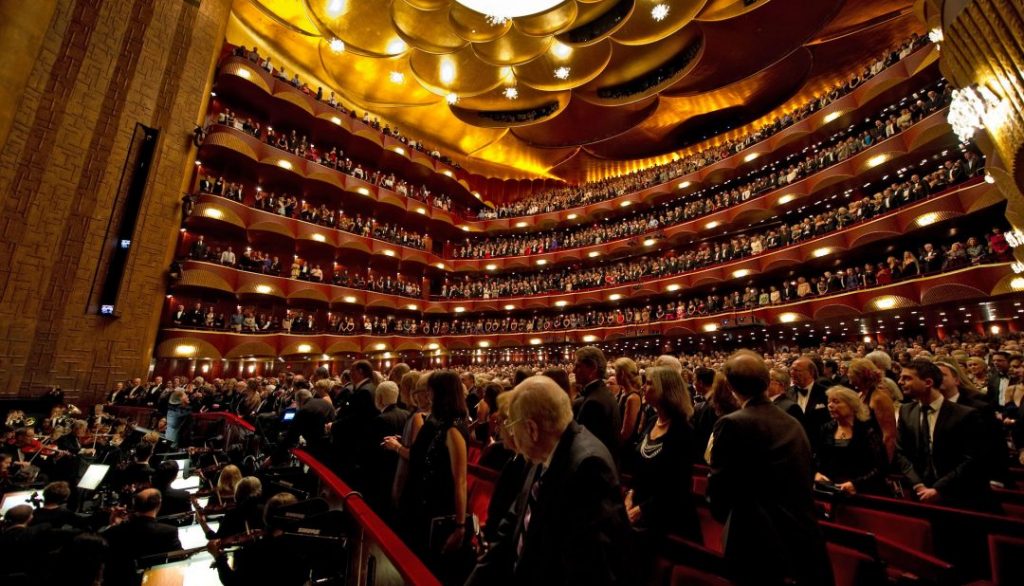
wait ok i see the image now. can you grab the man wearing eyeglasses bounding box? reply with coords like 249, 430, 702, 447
466, 376, 631, 586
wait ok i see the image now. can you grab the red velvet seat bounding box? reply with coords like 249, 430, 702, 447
827, 542, 885, 586
697, 507, 723, 553
834, 505, 934, 554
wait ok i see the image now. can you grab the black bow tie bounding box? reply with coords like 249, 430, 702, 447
795, 386, 809, 397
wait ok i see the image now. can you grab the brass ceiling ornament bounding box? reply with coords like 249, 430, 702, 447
233, 0, 922, 180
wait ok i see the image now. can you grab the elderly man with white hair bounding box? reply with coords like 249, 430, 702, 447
466, 375, 632, 586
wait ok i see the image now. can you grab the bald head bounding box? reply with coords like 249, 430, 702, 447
134, 488, 162, 516
723, 351, 770, 400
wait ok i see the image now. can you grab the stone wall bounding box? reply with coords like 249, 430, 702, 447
0, 0, 232, 403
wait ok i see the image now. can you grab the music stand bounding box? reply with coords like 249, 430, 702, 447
0, 490, 36, 515
77, 463, 111, 491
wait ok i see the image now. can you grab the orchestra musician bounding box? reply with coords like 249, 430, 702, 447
210, 492, 309, 586
101, 488, 183, 586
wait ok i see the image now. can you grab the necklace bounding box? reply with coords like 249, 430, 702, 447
835, 427, 852, 440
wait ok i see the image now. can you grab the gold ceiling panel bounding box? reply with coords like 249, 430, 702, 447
250, 0, 320, 35
513, 38, 612, 91
317, 39, 441, 106
452, 85, 571, 127
306, 0, 409, 57
612, 0, 707, 45
391, 1, 468, 54
582, 24, 700, 90
696, 0, 768, 21
448, 3, 513, 42
230, 0, 919, 181
515, 0, 581, 36
410, 45, 511, 96
472, 25, 555, 66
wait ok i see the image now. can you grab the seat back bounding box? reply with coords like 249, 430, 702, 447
834, 505, 934, 554
697, 506, 723, 553
827, 543, 885, 586
988, 533, 1024, 585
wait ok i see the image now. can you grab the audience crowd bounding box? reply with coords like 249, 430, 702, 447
463, 79, 953, 259
9, 330, 1015, 585
478, 34, 931, 219
195, 174, 429, 250
170, 219, 1011, 338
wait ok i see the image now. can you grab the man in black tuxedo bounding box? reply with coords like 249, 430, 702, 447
331, 360, 378, 486
101, 489, 183, 586
935, 359, 1006, 484
108, 381, 128, 405
465, 376, 631, 586
787, 357, 831, 445
987, 351, 1011, 406
768, 368, 804, 421
125, 377, 146, 405
571, 346, 621, 455
708, 351, 833, 586
143, 377, 164, 407
892, 359, 989, 510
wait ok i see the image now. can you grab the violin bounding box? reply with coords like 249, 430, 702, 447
19, 438, 71, 460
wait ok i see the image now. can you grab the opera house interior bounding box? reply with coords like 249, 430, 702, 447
3, 0, 1024, 584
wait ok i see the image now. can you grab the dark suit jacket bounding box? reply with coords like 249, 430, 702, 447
708, 397, 833, 586
572, 379, 621, 455
466, 422, 632, 586
787, 380, 831, 447
102, 515, 183, 586
28, 507, 87, 530
365, 405, 410, 512
159, 487, 193, 517
892, 398, 990, 509
770, 394, 804, 422
286, 397, 335, 454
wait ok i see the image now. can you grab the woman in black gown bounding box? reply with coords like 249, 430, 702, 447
397, 370, 470, 581
625, 365, 701, 543
814, 386, 888, 495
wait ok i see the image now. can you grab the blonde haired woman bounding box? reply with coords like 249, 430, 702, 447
814, 387, 887, 495
215, 464, 242, 505
846, 358, 897, 461
614, 357, 644, 446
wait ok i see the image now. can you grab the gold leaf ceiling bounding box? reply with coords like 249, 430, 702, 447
227, 0, 922, 182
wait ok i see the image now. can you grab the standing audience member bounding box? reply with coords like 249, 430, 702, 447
814, 387, 888, 495
572, 346, 622, 455
625, 366, 700, 543
367, 381, 410, 516
397, 371, 470, 583
708, 351, 833, 586
893, 359, 991, 510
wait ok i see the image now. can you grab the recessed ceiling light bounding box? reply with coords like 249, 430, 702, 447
554, 66, 571, 80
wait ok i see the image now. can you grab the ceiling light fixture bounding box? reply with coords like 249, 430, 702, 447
446, 92, 459, 105
651, 4, 669, 21
329, 38, 345, 53
389, 71, 404, 84
551, 41, 573, 59
554, 66, 571, 80
503, 87, 519, 100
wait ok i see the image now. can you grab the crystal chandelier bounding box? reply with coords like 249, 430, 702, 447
947, 85, 1008, 142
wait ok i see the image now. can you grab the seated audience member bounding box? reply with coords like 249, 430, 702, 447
625, 366, 700, 542
466, 376, 632, 586
708, 351, 833, 586
101, 488, 183, 586
814, 387, 887, 495
892, 359, 992, 510
210, 492, 308, 586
